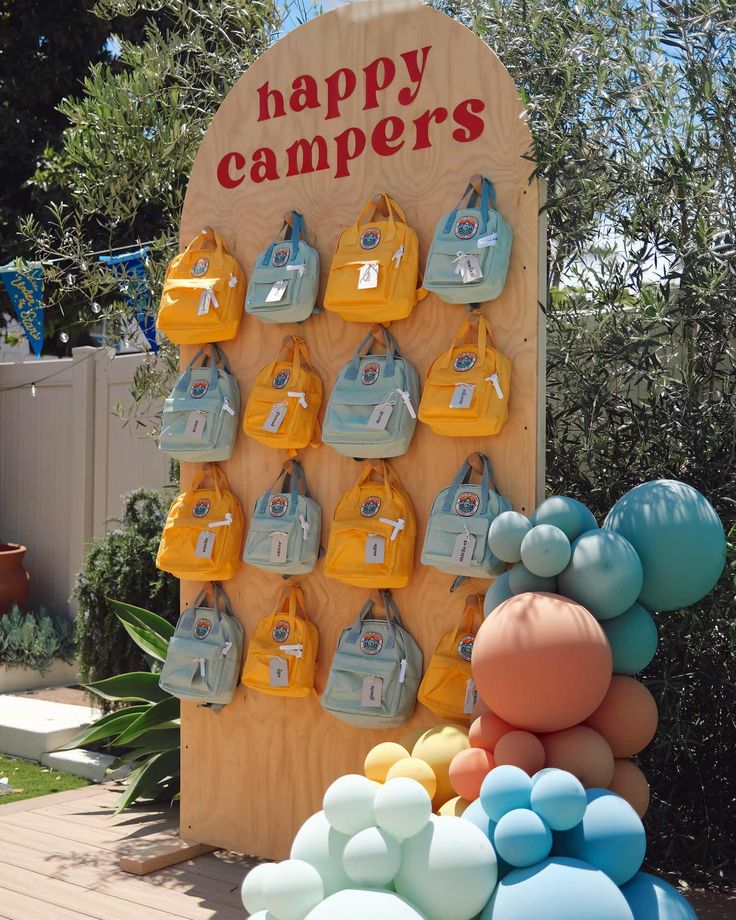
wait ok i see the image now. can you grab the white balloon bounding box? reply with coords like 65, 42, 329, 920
342, 827, 402, 886
290, 810, 353, 897
242, 862, 279, 913
374, 778, 432, 840
263, 859, 324, 920
305, 889, 426, 919
323, 774, 380, 836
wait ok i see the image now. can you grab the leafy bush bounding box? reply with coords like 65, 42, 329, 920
73, 489, 179, 695
0, 606, 76, 672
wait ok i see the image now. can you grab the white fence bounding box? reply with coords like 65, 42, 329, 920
0, 347, 170, 616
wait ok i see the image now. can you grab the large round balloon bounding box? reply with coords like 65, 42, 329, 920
493, 808, 552, 867
481, 857, 634, 920
520, 525, 571, 578
462, 796, 496, 839
609, 759, 650, 818
529, 769, 587, 831
242, 862, 278, 913
342, 827, 401, 887
470, 712, 515, 751
305, 889, 427, 920
604, 480, 726, 611
290, 812, 353, 897
472, 593, 612, 733
323, 775, 380, 836
532, 496, 599, 540
449, 747, 496, 801
395, 815, 497, 920
620, 872, 699, 919
386, 757, 437, 800
411, 725, 470, 807
480, 765, 532, 822
488, 511, 533, 563
493, 731, 545, 776
557, 531, 644, 620
262, 859, 324, 920
484, 572, 514, 616
601, 604, 658, 675
374, 778, 432, 840
365, 743, 412, 783
508, 563, 557, 595
585, 676, 658, 757
541, 725, 615, 788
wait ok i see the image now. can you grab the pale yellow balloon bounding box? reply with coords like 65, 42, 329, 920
437, 795, 471, 817
411, 724, 470, 807
364, 742, 411, 783
385, 757, 437, 799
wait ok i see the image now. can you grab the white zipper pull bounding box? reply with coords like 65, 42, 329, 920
379, 517, 405, 542
198, 658, 206, 679
288, 390, 308, 409
220, 642, 233, 658
208, 512, 233, 529
286, 263, 306, 277
197, 286, 219, 316
392, 245, 405, 268
221, 397, 236, 416
279, 644, 304, 659
399, 658, 407, 684
486, 372, 504, 399
299, 513, 310, 541
228, 274, 238, 288
396, 389, 417, 419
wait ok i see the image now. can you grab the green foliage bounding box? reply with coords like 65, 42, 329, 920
73, 488, 179, 699
0, 606, 76, 672
0, 755, 89, 806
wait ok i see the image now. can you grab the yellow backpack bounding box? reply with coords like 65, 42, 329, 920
324, 193, 426, 323
417, 594, 483, 721
156, 463, 244, 581
241, 585, 318, 698
242, 335, 323, 453
156, 227, 246, 344
324, 460, 416, 588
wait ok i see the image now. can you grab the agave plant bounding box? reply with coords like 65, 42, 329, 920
59, 599, 180, 813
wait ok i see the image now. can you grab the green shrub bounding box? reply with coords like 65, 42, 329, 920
0, 606, 76, 672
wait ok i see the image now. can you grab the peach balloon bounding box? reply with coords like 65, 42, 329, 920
585, 675, 658, 757
610, 759, 650, 818
449, 748, 496, 801
494, 730, 546, 776
472, 593, 613, 732
542, 725, 615, 788
469, 712, 515, 751
385, 757, 438, 799
471, 695, 492, 721
438, 795, 471, 817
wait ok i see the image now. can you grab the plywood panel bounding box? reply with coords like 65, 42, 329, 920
178, 0, 543, 859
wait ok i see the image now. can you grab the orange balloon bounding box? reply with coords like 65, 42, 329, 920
494, 730, 546, 776
472, 593, 612, 732
469, 712, 515, 751
585, 676, 658, 757
609, 759, 650, 818
542, 725, 615, 788
449, 748, 496, 801
471, 695, 492, 721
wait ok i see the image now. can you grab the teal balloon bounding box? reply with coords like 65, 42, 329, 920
488, 512, 534, 563
620, 872, 699, 919
493, 808, 552, 867
557, 531, 643, 620
290, 811, 353, 897
601, 604, 658, 675
604, 480, 726, 611
529, 770, 587, 831
480, 765, 533, 822
463, 797, 496, 839
520, 525, 571, 578
484, 572, 513, 616
532, 497, 599, 540
305, 889, 427, 919
508, 563, 557, 595
482, 858, 635, 920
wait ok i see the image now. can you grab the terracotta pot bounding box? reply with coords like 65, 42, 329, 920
0, 544, 30, 614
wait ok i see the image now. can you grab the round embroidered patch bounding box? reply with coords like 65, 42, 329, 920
360, 228, 381, 250
272, 246, 290, 268
272, 620, 290, 643
361, 361, 380, 386
191, 257, 209, 277
455, 491, 480, 517
457, 634, 475, 661
192, 498, 211, 518
190, 378, 209, 399
272, 368, 291, 389
194, 618, 212, 640
360, 631, 383, 655
455, 216, 479, 240
360, 495, 382, 518
454, 351, 477, 372
269, 495, 288, 517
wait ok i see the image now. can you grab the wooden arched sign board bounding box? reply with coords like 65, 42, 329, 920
179, 0, 544, 859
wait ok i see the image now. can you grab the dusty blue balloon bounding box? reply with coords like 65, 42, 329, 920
620, 872, 699, 919
508, 562, 557, 595
532, 496, 599, 540
604, 480, 726, 611
484, 572, 513, 616
601, 604, 659, 675
488, 512, 534, 563
557, 530, 643, 620
520, 525, 572, 578
463, 797, 496, 839
529, 769, 587, 831
480, 765, 533, 823
493, 808, 552, 867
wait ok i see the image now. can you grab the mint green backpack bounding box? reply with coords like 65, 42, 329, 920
245, 211, 319, 323
158, 344, 240, 462
421, 452, 512, 579
423, 176, 512, 305
322, 325, 419, 458
159, 583, 243, 709
320, 591, 422, 728
243, 459, 321, 575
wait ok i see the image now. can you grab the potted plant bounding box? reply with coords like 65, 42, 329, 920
0, 542, 30, 614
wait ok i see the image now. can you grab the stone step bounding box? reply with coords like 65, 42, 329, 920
0, 694, 100, 761
41, 748, 126, 783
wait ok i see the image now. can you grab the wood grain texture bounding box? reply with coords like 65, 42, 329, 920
178, 0, 543, 859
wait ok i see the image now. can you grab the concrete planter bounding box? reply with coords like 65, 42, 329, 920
0, 658, 79, 694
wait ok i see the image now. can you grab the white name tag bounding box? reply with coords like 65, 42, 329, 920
460, 253, 483, 283
269, 656, 289, 688
269, 531, 289, 564
464, 678, 478, 714
366, 402, 394, 430
195, 530, 215, 559
477, 233, 498, 249
365, 534, 386, 564
450, 383, 475, 409
358, 262, 379, 289
451, 531, 476, 566
184, 410, 208, 440
266, 279, 289, 303
263, 402, 287, 432
362, 675, 383, 708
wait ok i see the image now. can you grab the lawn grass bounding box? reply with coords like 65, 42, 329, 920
0, 754, 90, 805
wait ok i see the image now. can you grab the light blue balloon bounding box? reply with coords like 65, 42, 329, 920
529, 769, 587, 831
480, 765, 533, 823
484, 572, 513, 616
520, 525, 572, 578
620, 872, 699, 919
557, 530, 643, 620
493, 808, 552, 867
532, 496, 599, 540
481, 857, 635, 920
305, 889, 427, 919
463, 797, 496, 839
508, 563, 557, 595
555, 789, 646, 886
604, 480, 726, 611
488, 512, 534, 563
601, 604, 659, 675
530, 769, 558, 786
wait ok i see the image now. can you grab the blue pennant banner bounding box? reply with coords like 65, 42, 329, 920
99, 247, 158, 353
0, 261, 45, 357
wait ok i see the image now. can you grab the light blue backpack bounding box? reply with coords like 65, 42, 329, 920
423, 176, 513, 305
245, 211, 319, 323
243, 459, 321, 575
159, 344, 240, 462
321, 590, 422, 729
322, 325, 419, 458
421, 452, 512, 579
159, 583, 244, 709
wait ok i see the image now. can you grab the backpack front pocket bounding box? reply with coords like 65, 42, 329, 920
160, 636, 228, 700
418, 653, 473, 719
244, 516, 303, 570
422, 510, 492, 571
160, 395, 226, 452
322, 653, 402, 723
158, 279, 231, 335
158, 517, 233, 577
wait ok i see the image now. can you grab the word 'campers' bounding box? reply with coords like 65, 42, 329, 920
216, 46, 487, 186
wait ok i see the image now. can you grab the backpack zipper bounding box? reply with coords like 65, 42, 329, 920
299, 513, 310, 541
220, 641, 233, 658
392, 245, 405, 267
279, 644, 304, 659
486, 373, 504, 399
208, 512, 233, 528
379, 517, 405, 541
287, 391, 308, 409
220, 397, 236, 416
399, 658, 407, 684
